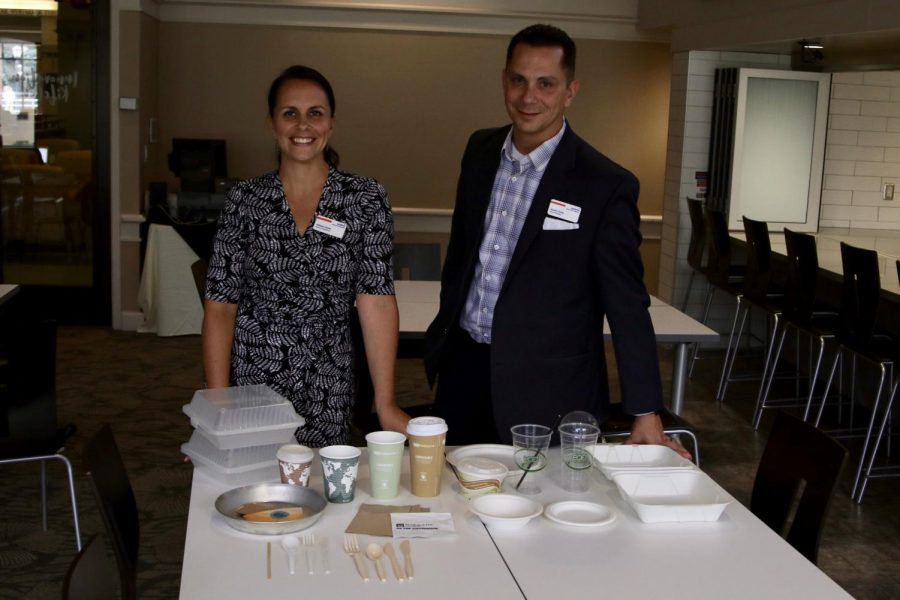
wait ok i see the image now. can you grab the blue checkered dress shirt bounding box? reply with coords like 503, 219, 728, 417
460, 123, 566, 343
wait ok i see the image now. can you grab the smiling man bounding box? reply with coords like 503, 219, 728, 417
424, 24, 688, 457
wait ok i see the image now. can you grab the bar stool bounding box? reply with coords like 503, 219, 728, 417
681, 198, 708, 312
752, 229, 840, 430
852, 258, 900, 503
716, 216, 785, 402
814, 243, 896, 501
688, 208, 745, 378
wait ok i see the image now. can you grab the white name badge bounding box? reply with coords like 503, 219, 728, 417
312, 215, 347, 239
547, 199, 581, 223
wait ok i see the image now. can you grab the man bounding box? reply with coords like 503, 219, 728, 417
424, 24, 688, 457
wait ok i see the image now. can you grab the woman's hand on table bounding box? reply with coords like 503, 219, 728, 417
376, 402, 411, 434
624, 413, 693, 460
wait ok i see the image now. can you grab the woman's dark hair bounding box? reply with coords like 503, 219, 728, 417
267, 65, 340, 168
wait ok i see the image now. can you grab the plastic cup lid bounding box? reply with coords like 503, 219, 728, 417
406, 416, 448, 436
457, 457, 508, 479
277, 444, 314, 463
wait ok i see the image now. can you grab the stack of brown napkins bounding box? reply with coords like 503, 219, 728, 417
345, 503, 430, 537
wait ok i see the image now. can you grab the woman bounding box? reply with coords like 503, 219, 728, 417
202, 65, 409, 446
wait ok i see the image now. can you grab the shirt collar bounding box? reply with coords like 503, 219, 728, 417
500, 120, 567, 173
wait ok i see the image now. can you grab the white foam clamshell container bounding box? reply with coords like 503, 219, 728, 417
181, 431, 280, 486
591, 444, 696, 479
182, 384, 304, 450
611, 470, 732, 523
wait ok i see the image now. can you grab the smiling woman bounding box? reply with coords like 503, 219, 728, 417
201, 65, 410, 448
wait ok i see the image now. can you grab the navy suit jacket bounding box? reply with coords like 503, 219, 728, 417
424, 125, 663, 437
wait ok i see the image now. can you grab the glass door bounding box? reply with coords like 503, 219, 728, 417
0, 0, 109, 323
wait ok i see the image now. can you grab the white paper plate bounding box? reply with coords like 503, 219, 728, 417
447, 444, 521, 477
544, 501, 616, 527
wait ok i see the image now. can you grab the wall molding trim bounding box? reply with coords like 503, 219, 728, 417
151, 0, 668, 41
394, 206, 663, 238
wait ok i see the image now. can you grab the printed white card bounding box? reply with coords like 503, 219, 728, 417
546, 199, 581, 223
542, 217, 579, 231
312, 215, 347, 239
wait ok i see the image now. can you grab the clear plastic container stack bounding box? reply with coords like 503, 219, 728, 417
181, 384, 305, 486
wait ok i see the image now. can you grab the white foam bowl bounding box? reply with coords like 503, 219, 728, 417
591, 444, 696, 479
469, 493, 543, 531
611, 470, 731, 523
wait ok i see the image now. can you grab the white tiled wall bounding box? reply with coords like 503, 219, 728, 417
659, 50, 790, 341
821, 71, 900, 229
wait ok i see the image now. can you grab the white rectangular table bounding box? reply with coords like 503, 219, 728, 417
395, 281, 719, 415
179, 448, 850, 599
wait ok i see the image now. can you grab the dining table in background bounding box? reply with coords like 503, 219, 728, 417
0, 284, 19, 306
179, 447, 850, 599
137, 223, 204, 336
395, 281, 719, 416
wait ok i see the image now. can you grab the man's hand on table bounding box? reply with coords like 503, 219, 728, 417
624, 413, 693, 460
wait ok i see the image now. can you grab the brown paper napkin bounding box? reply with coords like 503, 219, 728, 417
345, 504, 430, 537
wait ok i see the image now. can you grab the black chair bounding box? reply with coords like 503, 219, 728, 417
851, 259, 900, 503
716, 216, 784, 402
0, 319, 81, 551
63, 535, 118, 600
688, 208, 746, 377
814, 243, 896, 502
393, 242, 442, 281
84, 424, 139, 600
753, 229, 839, 430
681, 198, 708, 312
751, 411, 847, 564
600, 403, 701, 466
190, 258, 208, 304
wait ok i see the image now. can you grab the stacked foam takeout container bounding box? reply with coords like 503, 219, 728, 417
181, 384, 305, 486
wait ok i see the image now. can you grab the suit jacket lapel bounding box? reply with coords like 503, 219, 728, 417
500, 127, 578, 295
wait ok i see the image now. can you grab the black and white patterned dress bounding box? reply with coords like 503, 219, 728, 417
205, 168, 394, 447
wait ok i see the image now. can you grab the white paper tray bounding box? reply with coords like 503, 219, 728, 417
182, 385, 305, 450
611, 470, 731, 523
180, 431, 281, 471
591, 444, 696, 479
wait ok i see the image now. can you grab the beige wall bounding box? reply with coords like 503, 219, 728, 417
154, 24, 670, 215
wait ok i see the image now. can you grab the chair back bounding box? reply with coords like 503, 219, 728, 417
686, 198, 706, 271
838, 242, 881, 350
0, 320, 57, 439
751, 411, 847, 563
84, 424, 139, 600
741, 216, 774, 303
63, 535, 117, 600
783, 228, 820, 324
393, 242, 442, 281
704, 208, 734, 285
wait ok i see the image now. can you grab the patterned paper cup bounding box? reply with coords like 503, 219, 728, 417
318, 445, 362, 503
277, 444, 315, 486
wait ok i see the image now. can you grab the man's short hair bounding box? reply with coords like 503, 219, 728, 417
506, 24, 576, 79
